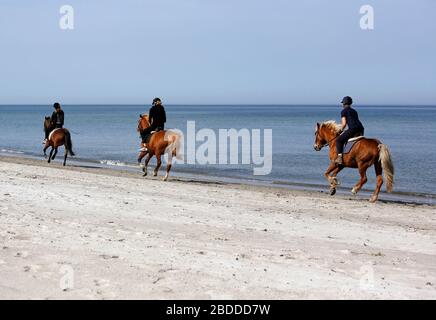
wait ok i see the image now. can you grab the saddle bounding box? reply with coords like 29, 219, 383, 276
144, 129, 162, 144
48, 128, 62, 141
343, 135, 364, 154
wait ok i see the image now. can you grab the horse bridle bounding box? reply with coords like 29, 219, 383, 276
315, 129, 339, 150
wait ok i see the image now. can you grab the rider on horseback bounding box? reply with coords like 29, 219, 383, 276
44, 103, 64, 143
139, 98, 167, 152
335, 96, 365, 165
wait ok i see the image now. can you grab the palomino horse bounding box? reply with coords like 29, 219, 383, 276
314, 121, 394, 202
137, 114, 182, 181
43, 117, 75, 166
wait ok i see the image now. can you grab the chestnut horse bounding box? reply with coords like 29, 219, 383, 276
314, 121, 394, 202
43, 117, 75, 166
137, 114, 182, 181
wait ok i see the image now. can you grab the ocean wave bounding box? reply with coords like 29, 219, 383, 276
1, 148, 25, 154
99, 159, 128, 167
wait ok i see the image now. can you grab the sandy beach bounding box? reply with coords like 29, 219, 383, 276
0, 155, 435, 299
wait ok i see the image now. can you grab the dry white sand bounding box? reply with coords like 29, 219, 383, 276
0, 156, 435, 299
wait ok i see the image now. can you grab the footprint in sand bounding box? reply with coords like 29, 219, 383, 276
93, 279, 116, 299
23, 265, 41, 272
94, 279, 110, 288
15, 251, 29, 258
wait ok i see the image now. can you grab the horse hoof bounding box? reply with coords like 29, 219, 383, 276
329, 188, 336, 196
143, 173, 147, 177
351, 188, 358, 195
329, 177, 340, 187
369, 196, 377, 203
162, 176, 168, 181
153, 173, 157, 177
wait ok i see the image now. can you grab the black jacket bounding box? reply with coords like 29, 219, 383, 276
51, 110, 64, 127
149, 105, 166, 127
341, 107, 364, 131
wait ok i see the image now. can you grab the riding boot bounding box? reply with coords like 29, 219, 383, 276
335, 154, 343, 165
139, 143, 148, 153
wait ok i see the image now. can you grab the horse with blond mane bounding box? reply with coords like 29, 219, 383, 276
314, 121, 394, 202
137, 114, 182, 181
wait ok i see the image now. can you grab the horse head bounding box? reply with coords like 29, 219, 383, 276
314, 121, 341, 151
44, 116, 51, 131
137, 114, 150, 132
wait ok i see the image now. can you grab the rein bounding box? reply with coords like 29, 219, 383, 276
316, 131, 340, 149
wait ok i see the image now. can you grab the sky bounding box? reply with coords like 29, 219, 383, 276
0, 0, 435, 105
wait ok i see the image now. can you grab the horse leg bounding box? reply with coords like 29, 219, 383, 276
352, 163, 369, 195
324, 163, 339, 195
63, 146, 68, 166
48, 148, 54, 163
329, 166, 344, 195
52, 147, 58, 160
163, 158, 172, 181
143, 154, 152, 177
43, 144, 50, 158
137, 151, 147, 168
370, 161, 383, 203
153, 154, 162, 177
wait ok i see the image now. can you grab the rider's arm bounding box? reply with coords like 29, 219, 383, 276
149, 108, 154, 125
51, 111, 56, 125
341, 116, 347, 131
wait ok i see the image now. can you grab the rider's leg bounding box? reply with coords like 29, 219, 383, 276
43, 126, 52, 143
139, 126, 156, 152
335, 130, 353, 164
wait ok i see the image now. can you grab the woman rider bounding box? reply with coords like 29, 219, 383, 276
139, 98, 167, 152
335, 96, 365, 165
44, 102, 64, 143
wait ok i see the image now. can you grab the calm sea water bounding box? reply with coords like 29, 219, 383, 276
1, 105, 435, 199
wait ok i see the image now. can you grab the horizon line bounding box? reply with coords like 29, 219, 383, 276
1, 103, 436, 107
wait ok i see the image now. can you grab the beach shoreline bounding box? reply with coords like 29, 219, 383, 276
1, 153, 434, 206
1, 156, 435, 299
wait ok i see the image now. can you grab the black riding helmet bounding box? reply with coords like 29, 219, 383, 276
152, 97, 161, 105
53, 102, 61, 109
341, 96, 353, 105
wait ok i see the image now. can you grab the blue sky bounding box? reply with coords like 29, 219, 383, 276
0, 0, 435, 105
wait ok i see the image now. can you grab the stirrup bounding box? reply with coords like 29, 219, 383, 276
335, 156, 343, 165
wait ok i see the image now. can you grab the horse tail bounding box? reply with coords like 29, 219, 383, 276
64, 130, 75, 156
165, 130, 183, 161
378, 144, 394, 193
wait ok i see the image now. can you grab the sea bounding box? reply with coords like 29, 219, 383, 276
1, 105, 435, 204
